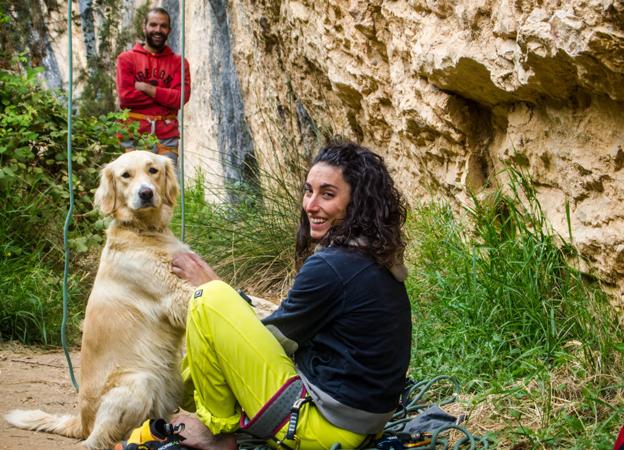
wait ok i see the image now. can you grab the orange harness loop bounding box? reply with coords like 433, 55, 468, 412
127, 112, 177, 122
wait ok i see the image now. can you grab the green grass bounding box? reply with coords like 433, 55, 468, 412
170, 164, 623, 447
405, 169, 624, 448
0, 250, 87, 345
172, 149, 307, 296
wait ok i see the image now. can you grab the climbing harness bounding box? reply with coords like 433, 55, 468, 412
235, 376, 490, 450
126, 112, 178, 140
239, 376, 309, 440
128, 112, 178, 122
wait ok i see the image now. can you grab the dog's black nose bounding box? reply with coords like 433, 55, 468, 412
139, 187, 154, 201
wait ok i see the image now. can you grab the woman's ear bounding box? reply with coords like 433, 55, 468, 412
94, 164, 116, 215
163, 159, 179, 206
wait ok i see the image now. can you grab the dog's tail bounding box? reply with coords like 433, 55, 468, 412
4, 409, 84, 438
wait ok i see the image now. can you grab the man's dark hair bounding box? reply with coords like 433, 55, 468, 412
295, 141, 407, 268
144, 7, 171, 26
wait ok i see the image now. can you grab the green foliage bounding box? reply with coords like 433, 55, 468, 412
0, 0, 62, 69
0, 65, 122, 344
405, 168, 623, 448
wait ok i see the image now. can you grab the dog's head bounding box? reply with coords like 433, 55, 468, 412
94, 151, 179, 228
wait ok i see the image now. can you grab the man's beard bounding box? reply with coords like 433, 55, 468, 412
145, 32, 167, 51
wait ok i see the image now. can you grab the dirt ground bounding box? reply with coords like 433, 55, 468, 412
0, 342, 83, 449
0, 297, 280, 450
0, 342, 487, 450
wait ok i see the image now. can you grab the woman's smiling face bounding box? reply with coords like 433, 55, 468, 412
302, 162, 352, 241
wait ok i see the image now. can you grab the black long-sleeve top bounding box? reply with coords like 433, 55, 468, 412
262, 246, 412, 434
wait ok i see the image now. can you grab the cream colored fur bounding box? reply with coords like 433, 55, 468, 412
5, 151, 195, 449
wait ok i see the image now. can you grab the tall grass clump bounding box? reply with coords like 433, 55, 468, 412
173, 142, 311, 297
0, 247, 88, 345
406, 169, 623, 448
0, 62, 125, 345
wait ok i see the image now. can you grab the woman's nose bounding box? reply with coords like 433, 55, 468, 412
305, 195, 319, 212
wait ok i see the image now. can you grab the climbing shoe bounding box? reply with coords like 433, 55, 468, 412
114, 418, 189, 450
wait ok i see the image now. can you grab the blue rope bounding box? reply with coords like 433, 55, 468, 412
62, 1, 79, 392
61, 0, 188, 393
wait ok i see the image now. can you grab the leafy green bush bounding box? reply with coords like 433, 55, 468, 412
0, 64, 125, 344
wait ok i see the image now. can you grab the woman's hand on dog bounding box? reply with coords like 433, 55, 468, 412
171, 252, 220, 286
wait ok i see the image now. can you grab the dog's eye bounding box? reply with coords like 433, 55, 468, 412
121, 172, 131, 179
149, 167, 158, 174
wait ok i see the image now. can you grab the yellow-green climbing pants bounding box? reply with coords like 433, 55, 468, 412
182, 280, 366, 449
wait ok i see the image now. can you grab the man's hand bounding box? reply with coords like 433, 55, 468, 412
135, 81, 156, 98
172, 252, 220, 287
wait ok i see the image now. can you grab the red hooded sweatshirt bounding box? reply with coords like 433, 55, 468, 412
116, 43, 191, 140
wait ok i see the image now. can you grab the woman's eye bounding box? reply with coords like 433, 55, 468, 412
121, 172, 131, 179
322, 192, 335, 199
149, 167, 158, 174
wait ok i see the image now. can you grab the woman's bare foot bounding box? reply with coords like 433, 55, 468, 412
170, 413, 236, 450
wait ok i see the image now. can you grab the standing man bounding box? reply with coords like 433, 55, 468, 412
116, 7, 191, 166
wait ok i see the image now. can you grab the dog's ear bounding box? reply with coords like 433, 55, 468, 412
94, 164, 116, 215
163, 159, 179, 207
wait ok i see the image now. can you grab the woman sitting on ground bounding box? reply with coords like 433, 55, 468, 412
168, 141, 412, 449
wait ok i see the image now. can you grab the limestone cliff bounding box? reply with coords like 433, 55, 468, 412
14, 0, 624, 297
217, 0, 624, 297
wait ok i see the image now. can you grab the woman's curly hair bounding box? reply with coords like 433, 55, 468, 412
295, 142, 407, 268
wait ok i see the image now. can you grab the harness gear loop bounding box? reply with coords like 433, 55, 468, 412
284, 395, 312, 441
156, 142, 178, 156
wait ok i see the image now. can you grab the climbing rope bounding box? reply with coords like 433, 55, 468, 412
236, 376, 489, 450
178, 0, 186, 242
61, 0, 80, 392
61, 1, 190, 391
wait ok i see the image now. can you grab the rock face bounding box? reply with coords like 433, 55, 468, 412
210, 0, 624, 297
29, 1, 624, 296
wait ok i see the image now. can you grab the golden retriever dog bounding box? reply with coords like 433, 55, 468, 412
5, 151, 195, 449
